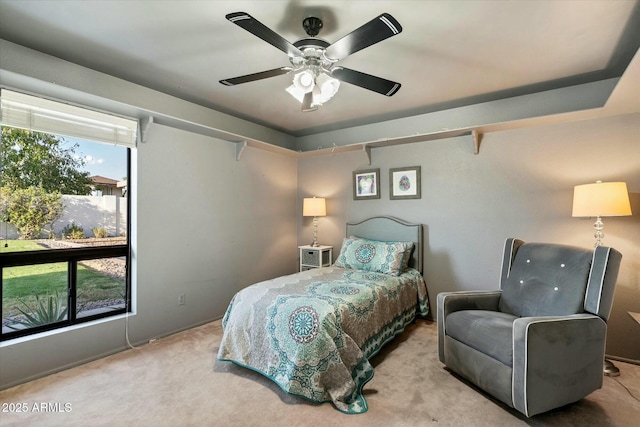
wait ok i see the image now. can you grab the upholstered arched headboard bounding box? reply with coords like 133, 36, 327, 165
346, 216, 423, 274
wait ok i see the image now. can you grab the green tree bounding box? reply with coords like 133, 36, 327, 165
0, 186, 64, 239
1, 128, 93, 195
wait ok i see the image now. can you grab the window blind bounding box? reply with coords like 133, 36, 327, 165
0, 89, 138, 147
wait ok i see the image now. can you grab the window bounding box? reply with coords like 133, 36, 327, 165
0, 89, 136, 341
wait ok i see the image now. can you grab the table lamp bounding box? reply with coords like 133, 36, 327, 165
303, 197, 326, 247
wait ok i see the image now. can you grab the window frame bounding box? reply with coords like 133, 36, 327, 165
0, 149, 132, 342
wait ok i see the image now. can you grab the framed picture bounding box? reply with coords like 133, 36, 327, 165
353, 168, 380, 200
389, 166, 421, 200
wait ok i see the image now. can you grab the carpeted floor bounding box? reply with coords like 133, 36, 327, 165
1, 319, 639, 427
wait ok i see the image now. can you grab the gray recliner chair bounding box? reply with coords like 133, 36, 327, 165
437, 238, 622, 417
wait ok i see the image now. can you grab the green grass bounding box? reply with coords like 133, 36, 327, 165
2, 240, 125, 321
3, 263, 69, 299
0, 239, 47, 252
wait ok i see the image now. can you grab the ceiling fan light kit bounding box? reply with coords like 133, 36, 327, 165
286, 70, 340, 109
220, 12, 403, 112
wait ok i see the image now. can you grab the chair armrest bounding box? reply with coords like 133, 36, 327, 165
437, 291, 502, 323
511, 313, 607, 417
437, 291, 502, 362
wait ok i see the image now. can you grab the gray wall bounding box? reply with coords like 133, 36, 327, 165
135, 123, 298, 333
0, 123, 298, 389
297, 113, 640, 362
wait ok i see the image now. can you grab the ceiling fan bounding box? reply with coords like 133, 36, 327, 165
220, 12, 402, 112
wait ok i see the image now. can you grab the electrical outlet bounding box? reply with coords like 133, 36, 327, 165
178, 294, 186, 306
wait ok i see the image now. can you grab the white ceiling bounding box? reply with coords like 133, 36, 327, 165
0, 0, 639, 137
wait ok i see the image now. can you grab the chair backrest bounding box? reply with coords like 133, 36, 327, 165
499, 238, 622, 319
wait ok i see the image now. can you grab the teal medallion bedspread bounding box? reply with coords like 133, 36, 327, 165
217, 266, 429, 414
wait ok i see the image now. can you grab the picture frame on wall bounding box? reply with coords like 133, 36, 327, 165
389, 166, 421, 200
353, 168, 381, 200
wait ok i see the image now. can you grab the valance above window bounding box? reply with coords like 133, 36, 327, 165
0, 89, 138, 147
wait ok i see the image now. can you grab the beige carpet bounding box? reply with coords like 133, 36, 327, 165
1, 319, 639, 427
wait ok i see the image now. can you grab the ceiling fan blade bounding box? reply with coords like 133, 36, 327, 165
226, 12, 303, 58
331, 67, 401, 96
220, 67, 291, 86
324, 13, 402, 61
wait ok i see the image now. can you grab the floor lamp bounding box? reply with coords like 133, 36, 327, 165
303, 197, 326, 247
572, 181, 632, 377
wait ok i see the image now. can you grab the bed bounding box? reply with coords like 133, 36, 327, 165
217, 216, 429, 414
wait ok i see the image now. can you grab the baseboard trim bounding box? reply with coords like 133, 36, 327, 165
606, 354, 640, 366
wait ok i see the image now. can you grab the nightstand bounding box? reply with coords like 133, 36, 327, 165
299, 245, 333, 271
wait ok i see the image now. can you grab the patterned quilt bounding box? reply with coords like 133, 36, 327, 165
217, 266, 429, 414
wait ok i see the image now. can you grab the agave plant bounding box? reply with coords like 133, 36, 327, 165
5, 292, 68, 330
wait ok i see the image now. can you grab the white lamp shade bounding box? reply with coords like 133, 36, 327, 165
315, 73, 340, 103
293, 70, 315, 93
286, 84, 305, 102
572, 182, 632, 217
303, 197, 326, 217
